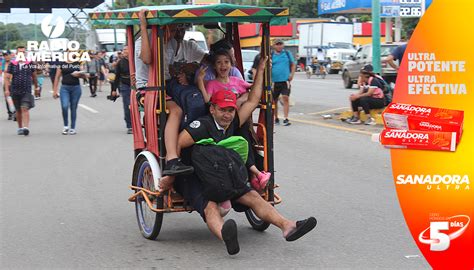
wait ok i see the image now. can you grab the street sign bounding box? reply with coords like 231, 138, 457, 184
381, 0, 400, 17
380, 0, 425, 18
400, 0, 425, 17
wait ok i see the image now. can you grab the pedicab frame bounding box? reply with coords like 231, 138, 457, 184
89, 4, 289, 239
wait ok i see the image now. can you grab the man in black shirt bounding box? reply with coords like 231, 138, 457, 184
161, 56, 317, 255
4, 46, 39, 135
111, 46, 132, 133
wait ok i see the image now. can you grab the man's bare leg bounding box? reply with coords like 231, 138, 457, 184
162, 101, 193, 176
236, 190, 295, 236
21, 107, 29, 128
282, 95, 290, 119
16, 110, 23, 128
237, 190, 317, 240
164, 100, 181, 161
204, 201, 240, 255
204, 201, 224, 240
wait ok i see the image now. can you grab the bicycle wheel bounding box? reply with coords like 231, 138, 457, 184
245, 208, 270, 231
132, 154, 164, 240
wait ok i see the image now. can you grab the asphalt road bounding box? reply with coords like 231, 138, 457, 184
0, 74, 430, 269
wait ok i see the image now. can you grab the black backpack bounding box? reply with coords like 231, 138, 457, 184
167, 80, 207, 130
374, 75, 393, 106
192, 144, 249, 202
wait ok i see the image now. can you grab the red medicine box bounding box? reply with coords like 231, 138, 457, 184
382, 103, 464, 144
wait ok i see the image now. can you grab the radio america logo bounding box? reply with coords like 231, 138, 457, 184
418, 214, 470, 251
15, 15, 90, 63
41, 14, 65, 38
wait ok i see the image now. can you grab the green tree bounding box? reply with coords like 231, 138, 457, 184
0, 23, 22, 50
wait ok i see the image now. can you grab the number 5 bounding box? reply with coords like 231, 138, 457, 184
430, 222, 450, 251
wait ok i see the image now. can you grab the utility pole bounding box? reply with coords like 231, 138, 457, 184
113, 0, 118, 51
371, 0, 381, 73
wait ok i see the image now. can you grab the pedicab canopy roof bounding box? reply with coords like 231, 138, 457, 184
89, 4, 289, 26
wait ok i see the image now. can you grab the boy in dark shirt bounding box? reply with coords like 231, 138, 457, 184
4, 46, 39, 136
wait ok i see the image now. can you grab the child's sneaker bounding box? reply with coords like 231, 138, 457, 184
250, 172, 271, 191
62, 127, 69, 135
69, 129, 77, 135
257, 171, 271, 189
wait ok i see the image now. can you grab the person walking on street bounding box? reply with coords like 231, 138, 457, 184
97, 51, 108, 92
2, 50, 15, 120
271, 39, 295, 126
53, 56, 88, 135
111, 46, 132, 134
4, 46, 39, 136
86, 53, 101, 97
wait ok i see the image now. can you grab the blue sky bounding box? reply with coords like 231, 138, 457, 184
2, 0, 112, 25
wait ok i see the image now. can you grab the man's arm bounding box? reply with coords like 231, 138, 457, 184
113, 60, 121, 93
177, 129, 196, 156
53, 68, 62, 98
385, 54, 399, 70
4, 72, 11, 96
288, 52, 296, 81
32, 69, 38, 89
289, 62, 296, 81
238, 56, 267, 126
139, 9, 152, 65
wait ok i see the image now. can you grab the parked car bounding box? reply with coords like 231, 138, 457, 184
184, 31, 208, 52
341, 43, 405, 88
241, 49, 260, 82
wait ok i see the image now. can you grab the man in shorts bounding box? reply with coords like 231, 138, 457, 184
160, 56, 317, 256
271, 39, 295, 126
4, 46, 39, 136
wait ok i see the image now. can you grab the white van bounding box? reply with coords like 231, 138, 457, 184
184, 31, 208, 52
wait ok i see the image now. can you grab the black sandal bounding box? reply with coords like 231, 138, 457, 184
222, 219, 240, 255
285, 217, 317, 242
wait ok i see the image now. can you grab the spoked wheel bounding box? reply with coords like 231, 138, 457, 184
245, 208, 271, 231
343, 71, 353, 89
132, 154, 164, 240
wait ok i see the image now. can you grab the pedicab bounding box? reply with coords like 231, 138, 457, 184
89, 4, 288, 239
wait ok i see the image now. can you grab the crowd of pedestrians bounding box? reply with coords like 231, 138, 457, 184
1, 47, 129, 136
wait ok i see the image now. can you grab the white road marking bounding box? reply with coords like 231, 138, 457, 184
292, 79, 341, 84
404, 255, 421, 259
307, 107, 350, 115
79, 104, 99, 114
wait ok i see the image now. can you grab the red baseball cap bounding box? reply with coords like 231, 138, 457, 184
210, 90, 237, 109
